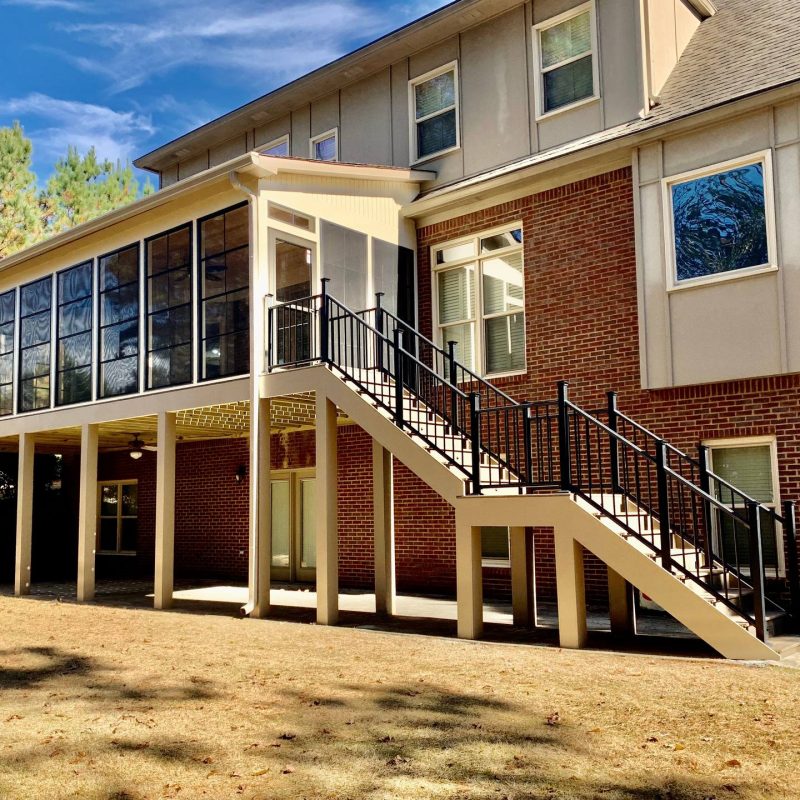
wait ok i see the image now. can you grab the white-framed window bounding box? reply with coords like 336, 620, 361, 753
706, 436, 783, 577
261, 135, 290, 157
481, 526, 510, 567
663, 151, 777, 290
310, 128, 338, 162
409, 61, 460, 164
97, 479, 138, 555
433, 224, 525, 377
533, 1, 599, 118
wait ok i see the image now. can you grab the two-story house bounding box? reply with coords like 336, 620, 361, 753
2, 0, 800, 660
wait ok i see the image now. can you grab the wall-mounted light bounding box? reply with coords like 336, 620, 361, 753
235, 464, 247, 483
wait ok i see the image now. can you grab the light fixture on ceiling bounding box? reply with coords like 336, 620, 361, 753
129, 433, 157, 460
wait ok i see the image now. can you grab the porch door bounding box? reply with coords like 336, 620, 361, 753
273, 236, 314, 365
270, 469, 316, 583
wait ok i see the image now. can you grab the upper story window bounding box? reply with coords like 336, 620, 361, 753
146, 224, 192, 389
433, 225, 525, 377
666, 153, 776, 288
534, 2, 598, 117
410, 62, 459, 164
19, 276, 52, 413
262, 135, 290, 157
0, 290, 15, 416
56, 261, 93, 406
99, 244, 140, 399
199, 202, 250, 380
310, 129, 337, 162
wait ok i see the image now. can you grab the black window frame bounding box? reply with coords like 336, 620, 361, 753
144, 222, 194, 391
18, 276, 53, 413
197, 201, 250, 382
55, 260, 94, 407
97, 242, 141, 400
0, 288, 16, 416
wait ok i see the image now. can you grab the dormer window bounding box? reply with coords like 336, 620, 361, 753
409, 61, 460, 164
534, 2, 598, 117
310, 129, 338, 162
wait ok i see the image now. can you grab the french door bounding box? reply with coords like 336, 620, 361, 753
270, 469, 316, 583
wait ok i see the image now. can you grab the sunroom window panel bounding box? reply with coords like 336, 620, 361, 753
0, 353, 12, 385
672, 163, 769, 283
543, 55, 594, 113
20, 311, 50, 349
20, 278, 51, 316
0, 290, 14, 416
19, 278, 51, 412
101, 356, 138, 398
541, 11, 591, 68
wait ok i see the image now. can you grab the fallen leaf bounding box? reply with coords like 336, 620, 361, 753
546, 712, 560, 726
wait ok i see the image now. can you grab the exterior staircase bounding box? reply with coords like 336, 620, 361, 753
267, 284, 800, 659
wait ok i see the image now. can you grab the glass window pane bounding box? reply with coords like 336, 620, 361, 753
59, 297, 92, 338
712, 445, 774, 504
58, 331, 92, 370
672, 163, 769, 282
485, 313, 525, 374
19, 377, 49, 412
482, 252, 524, 315
121, 483, 138, 515
0, 353, 12, 385
120, 518, 137, 552
436, 241, 476, 265
201, 214, 225, 259
99, 518, 118, 552
101, 320, 138, 361
225, 205, 249, 251
0, 322, 13, 356
415, 70, 455, 119
101, 356, 138, 397
263, 139, 289, 157
543, 54, 594, 112
58, 262, 92, 303
224, 247, 249, 294
481, 526, 509, 560
149, 306, 191, 351
0, 290, 14, 324
437, 265, 474, 323
0, 384, 12, 416
168, 227, 191, 268
101, 485, 118, 515
541, 11, 591, 68
441, 322, 474, 370
21, 311, 50, 349
301, 478, 316, 569
101, 283, 139, 326
100, 246, 138, 290
20, 278, 51, 316
203, 332, 249, 380
417, 109, 457, 159
271, 480, 290, 568
314, 135, 336, 162
21, 342, 50, 379
149, 344, 192, 389
481, 229, 522, 253
58, 366, 91, 406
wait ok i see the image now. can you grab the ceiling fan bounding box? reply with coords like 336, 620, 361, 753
128, 433, 158, 460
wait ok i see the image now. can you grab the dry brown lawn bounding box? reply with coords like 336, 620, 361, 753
0, 596, 798, 800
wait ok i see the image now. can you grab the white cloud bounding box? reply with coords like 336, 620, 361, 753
52, 0, 447, 93
2, 0, 88, 9
0, 93, 155, 165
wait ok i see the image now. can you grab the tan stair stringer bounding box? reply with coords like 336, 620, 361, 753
558, 499, 779, 660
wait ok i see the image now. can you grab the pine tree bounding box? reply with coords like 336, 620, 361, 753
0, 122, 42, 259
41, 146, 152, 235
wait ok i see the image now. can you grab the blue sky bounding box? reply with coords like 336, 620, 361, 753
0, 0, 449, 185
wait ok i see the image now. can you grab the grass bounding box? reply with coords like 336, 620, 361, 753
0, 596, 798, 799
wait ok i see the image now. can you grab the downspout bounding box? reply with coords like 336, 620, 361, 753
229, 170, 261, 619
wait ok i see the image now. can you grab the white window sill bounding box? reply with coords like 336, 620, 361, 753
411, 144, 461, 167
535, 94, 600, 122
485, 368, 528, 381
667, 264, 779, 293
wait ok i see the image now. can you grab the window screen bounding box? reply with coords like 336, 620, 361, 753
146, 224, 192, 389
0, 290, 15, 416
99, 244, 140, 398
199, 203, 250, 380
19, 276, 52, 412
56, 261, 93, 406
320, 221, 367, 311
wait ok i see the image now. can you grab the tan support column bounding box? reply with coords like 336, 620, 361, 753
372, 440, 395, 616
554, 529, 587, 649
456, 513, 483, 639
248, 398, 271, 618
14, 433, 35, 596
77, 423, 99, 602
154, 411, 176, 610
315, 394, 338, 625
607, 566, 636, 637
510, 526, 535, 628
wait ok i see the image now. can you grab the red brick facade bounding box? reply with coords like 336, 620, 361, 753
93, 165, 800, 605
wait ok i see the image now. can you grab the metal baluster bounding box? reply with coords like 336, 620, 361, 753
557, 381, 571, 492
656, 440, 673, 571
607, 391, 620, 495
783, 500, 800, 631
393, 328, 404, 429
747, 500, 767, 642
469, 392, 482, 496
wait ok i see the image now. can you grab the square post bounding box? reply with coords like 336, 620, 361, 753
249, 398, 272, 618
607, 566, 635, 638
77, 423, 99, 602
14, 433, 35, 597
455, 513, 483, 639
316, 393, 339, 625
154, 411, 177, 610
372, 440, 395, 616
554, 528, 587, 649
510, 526, 535, 628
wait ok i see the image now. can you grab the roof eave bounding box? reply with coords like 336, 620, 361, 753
687, 0, 716, 19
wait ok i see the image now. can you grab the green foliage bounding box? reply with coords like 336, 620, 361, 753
0, 123, 154, 257
0, 122, 42, 259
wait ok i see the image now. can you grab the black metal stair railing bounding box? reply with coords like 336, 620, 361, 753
266, 284, 798, 639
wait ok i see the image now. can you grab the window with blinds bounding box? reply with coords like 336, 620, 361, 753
434, 225, 525, 377
710, 441, 781, 575
535, 2, 597, 116
410, 62, 459, 162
